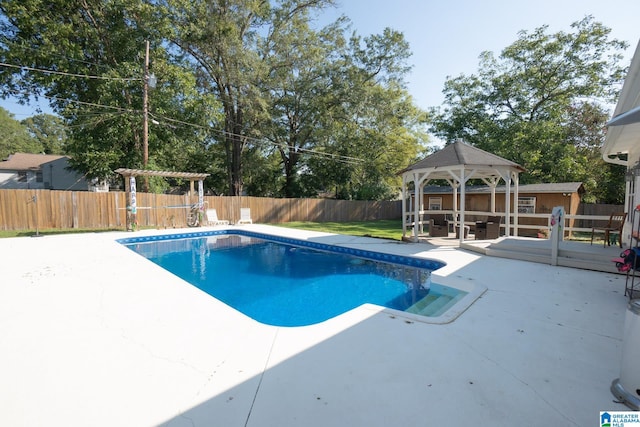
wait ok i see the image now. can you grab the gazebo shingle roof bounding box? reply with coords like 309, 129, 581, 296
399, 141, 525, 174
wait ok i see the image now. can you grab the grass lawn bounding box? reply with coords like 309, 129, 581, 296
0, 228, 124, 239
274, 219, 404, 241
0, 222, 595, 243
0, 221, 405, 240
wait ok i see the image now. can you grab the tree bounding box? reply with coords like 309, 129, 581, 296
300, 28, 427, 200
0, 107, 43, 159
429, 16, 628, 202
168, 0, 337, 196
261, 15, 341, 197
1, 0, 427, 199
21, 114, 67, 154
563, 101, 626, 203
0, 0, 221, 187
308, 82, 428, 200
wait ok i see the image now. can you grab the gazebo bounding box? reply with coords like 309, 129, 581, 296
399, 141, 526, 243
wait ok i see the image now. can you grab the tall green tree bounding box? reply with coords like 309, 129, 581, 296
303, 28, 428, 200
0, 107, 43, 159
21, 114, 67, 154
168, 0, 336, 196
429, 16, 628, 202
1, 0, 427, 199
261, 15, 341, 197
0, 0, 220, 187
309, 82, 428, 200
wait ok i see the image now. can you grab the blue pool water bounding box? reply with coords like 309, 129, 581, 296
120, 231, 466, 327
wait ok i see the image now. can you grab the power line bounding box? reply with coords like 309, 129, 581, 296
0, 36, 112, 70
148, 112, 364, 164
0, 62, 141, 81
5, 89, 138, 113
0, 45, 365, 165
0, 58, 364, 164
4, 89, 364, 164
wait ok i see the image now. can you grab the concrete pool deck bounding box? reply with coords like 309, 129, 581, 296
0, 225, 632, 426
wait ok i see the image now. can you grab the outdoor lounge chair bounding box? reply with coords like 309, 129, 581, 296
237, 208, 253, 224
428, 214, 449, 237
475, 215, 501, 240
205, 209, 229, 226
591, 212, 626, 248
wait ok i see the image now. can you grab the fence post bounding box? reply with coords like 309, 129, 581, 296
550, 206, 564, 266
72, 191, 79, 229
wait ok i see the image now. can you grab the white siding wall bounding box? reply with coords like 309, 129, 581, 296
0, 170, 45, 189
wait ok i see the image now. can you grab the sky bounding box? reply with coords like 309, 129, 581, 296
315, 0, 640, 111
1, 0, 640, 118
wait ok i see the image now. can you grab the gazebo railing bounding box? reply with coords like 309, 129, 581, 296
405, 210, 614, 238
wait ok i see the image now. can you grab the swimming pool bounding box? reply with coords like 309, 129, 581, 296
118, 230, 478, 326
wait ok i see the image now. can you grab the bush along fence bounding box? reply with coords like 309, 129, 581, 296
0, 189, 403, 231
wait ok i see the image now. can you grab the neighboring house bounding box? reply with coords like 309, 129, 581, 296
0, 152, 92, 190
421, 182, 585, 236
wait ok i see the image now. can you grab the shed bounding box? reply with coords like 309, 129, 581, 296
422, 182, 585, 237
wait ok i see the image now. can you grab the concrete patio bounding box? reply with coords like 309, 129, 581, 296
0, 225, 633, 426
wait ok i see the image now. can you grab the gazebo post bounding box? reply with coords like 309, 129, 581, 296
512, 172, 519, 236
413, 172, 420, 241
451, 182, 458, 227
401, 175, 408, 239
459, 168, 466, 244
490, 185, 496, 213
482, 177, 499, 213
401, 175, 415, 240
504, 173, 512, 237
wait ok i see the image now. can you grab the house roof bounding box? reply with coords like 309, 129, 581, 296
602, 39, 640, 165
0, 153, 68, 171
422, 182, 584, 194
399, 141, 526, 175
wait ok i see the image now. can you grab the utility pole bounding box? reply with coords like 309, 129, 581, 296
142, 40, 150, 192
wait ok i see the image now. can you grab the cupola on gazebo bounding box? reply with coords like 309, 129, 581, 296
399, 141, 526, 243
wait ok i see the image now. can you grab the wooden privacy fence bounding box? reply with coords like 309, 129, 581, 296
0, 189, 402, 231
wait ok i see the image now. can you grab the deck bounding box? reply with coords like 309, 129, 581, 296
410, 233, 625, 274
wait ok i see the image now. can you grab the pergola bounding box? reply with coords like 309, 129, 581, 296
399, 141, 526, 244
115, 168, 210, 230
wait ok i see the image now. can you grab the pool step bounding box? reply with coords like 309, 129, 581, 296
407, 294, 453, 317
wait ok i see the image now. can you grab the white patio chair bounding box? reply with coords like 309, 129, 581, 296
237, 208, 253, 224
205, 209, 229, 226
